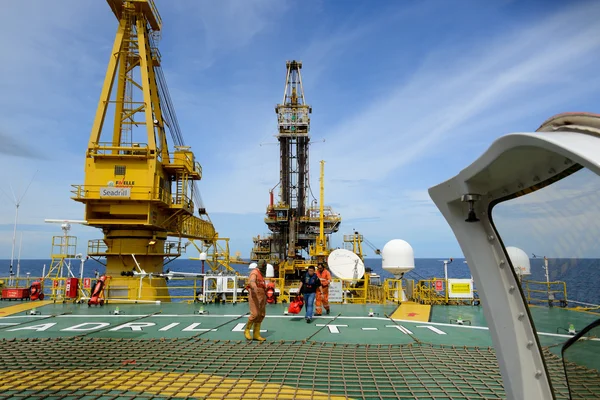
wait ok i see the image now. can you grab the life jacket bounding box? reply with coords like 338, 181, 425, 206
317, 269, 331, 287
302, 273, 319, 292
266, 282, 276, 303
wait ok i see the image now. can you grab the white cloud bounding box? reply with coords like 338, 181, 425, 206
170, 0, 289, 70
313, 1, 600, 183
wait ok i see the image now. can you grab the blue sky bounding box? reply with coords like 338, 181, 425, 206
1, 0, 600, 261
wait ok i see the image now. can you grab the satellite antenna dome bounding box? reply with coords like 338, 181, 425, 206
248, 262, 257, 270
506, 246, 531, 276
382, 239, 415, 277
266, 263, 274, 278
327, 249, 365, 280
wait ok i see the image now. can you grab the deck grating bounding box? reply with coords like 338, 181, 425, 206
0, 338, 598, 399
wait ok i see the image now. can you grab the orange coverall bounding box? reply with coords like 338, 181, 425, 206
316, 268, 331, 315
248, 268, 266, 324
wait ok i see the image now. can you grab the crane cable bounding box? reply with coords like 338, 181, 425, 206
150, 34, 206, 217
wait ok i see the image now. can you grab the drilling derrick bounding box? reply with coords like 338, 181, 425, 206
253, 61, 341, 278
72, 0, 221, 301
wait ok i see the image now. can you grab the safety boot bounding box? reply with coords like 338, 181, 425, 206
244, 322, 253, 340
253, 323, 266, 341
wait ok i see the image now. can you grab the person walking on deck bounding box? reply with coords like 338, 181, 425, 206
315, 263, 331, 315
299, 265, 321, 323
245, 260, 267, 341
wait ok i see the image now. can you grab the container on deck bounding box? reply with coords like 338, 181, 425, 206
1, 288, 31, 300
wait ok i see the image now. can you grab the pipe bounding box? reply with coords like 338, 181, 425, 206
319, 160, 325, 253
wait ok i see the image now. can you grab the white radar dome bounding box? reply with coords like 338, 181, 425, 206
382, 239, 415, 277
248, 262, 257, 270
266, 263, 274, 278
506, 246, 531, 276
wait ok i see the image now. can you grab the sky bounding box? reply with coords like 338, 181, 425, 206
1, 0, 600, 262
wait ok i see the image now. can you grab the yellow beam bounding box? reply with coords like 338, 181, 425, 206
111, 19, 129, 149
88, 18, 126, 147
319, 160, 325, 250
136, 18, 157, 151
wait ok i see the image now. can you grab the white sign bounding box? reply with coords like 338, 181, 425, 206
447, 278, 473, 299
328, 280, 343, 303
100, 187, 131, 198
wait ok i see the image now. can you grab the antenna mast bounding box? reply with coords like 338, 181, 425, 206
8, 171, 37, 283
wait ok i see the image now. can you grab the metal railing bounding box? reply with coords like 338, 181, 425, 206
523, 280, 568, 306
381, 279, 410, 304
87, 240, 183, 256
411, 278, 479, 305
171, 193, 193, 210
0, 273, 515, 307
178, 215, 216, 239
71, 184, 161, 202
88, 142, 150, 157
0, 276, 90, 302
99, 275, 252, 304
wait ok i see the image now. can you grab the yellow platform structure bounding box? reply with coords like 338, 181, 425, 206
70, 0, 233, 301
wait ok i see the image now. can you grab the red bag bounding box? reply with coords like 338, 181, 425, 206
266, 282, 276, 304
288, 295, 304, 314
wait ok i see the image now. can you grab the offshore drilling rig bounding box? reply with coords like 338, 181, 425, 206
251, 61, 341, 279
71, 0, 233, 301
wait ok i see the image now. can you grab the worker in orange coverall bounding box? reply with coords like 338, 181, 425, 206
245, 259, 267, 341
315, 263, 331, 315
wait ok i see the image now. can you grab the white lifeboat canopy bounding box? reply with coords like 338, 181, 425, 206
382, 239, 415, 276
506, 246, 531, 276
248, 262, 257, 270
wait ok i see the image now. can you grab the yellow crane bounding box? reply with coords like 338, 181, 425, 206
71, 0, 231, 301
310, 160, 329, 261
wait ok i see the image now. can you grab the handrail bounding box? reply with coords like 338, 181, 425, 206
88, 142, 150, 156
523, 279, 568, 306
87, 239, 182, 256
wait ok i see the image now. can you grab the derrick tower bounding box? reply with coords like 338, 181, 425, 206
252, 61, 341, 277
72, 0, 226, 301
